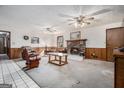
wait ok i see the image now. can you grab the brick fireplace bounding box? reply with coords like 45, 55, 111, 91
66, 39, 87, 55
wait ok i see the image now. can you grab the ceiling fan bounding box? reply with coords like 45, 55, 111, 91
59, 8, 112, 27
67, 15, 94, 27
40, 25, 57, 33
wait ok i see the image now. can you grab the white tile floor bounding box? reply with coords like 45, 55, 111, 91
0, 60, 40, 88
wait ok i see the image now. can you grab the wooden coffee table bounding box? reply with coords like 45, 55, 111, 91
47, 52, 68, 66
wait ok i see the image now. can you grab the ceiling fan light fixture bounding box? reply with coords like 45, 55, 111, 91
80, 23, 85, 27
74, 22, 86, 28
74, 22, 78, 28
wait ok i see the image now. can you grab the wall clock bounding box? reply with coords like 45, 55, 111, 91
23, 36, 29, 40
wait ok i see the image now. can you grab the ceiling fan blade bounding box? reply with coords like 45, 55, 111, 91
67, 19, 74, 21
89, 8, 112, 16
58, 13, 75, 18
46, 30, 53, 32
53, 30, 57, 32
47, 28, 57, 32
84, 22, 91, 24
68, 23, 74, 25
85, 17, 94, 20
73, 17, 79, 19
40, 30, 44, 31
50, 24, 58, 28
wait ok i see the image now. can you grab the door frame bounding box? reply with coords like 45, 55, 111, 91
0, 37, 5, 54
0, 30, 11, 59
106, 27, 124, 61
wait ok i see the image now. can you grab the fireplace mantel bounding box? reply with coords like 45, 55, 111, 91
66, 39, 87, 42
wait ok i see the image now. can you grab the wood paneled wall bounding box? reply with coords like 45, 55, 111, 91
10, 47, 107, 61
32, 47, 45, 54
85, 48, 106, 61
10, 47, 45, 59
9, 47, 65, 59
10, 48, 22, 59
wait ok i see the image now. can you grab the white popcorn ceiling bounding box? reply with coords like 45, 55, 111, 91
0, 5, 124, 33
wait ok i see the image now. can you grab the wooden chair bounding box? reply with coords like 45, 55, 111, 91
23, 48, 41, 70
21, 46, 32, 60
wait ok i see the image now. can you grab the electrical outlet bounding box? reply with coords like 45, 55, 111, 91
91, 53, 97, 58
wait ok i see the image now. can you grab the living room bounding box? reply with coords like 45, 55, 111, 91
0, 2, 124, 90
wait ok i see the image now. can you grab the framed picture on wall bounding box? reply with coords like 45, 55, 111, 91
57, 36, 64, 47
31, 37, 39, 44
70, 31, 81, 40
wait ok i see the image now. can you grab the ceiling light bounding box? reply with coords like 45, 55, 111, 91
80, 22, 85, 27
74, 23, 78, 28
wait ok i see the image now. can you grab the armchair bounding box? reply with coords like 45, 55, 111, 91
22, 47, 41, 70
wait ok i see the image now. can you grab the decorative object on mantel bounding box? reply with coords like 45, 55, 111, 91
31, 37, 39, 44
70, 31, 81, 40
23, 35, 29, 40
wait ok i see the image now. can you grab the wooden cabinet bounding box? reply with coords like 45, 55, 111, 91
113, 49, 124, 88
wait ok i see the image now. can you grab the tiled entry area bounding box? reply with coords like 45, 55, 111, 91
0, 60, 40, 88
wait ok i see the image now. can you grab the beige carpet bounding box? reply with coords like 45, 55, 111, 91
16, 55, 114, 88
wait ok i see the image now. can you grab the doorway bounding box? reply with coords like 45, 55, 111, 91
0, 30, 11, 58
106, 27, 124, 61
0, 37, 4, 54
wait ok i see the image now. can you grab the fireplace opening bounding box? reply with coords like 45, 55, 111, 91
70, 47, 80, 54
66, 39, 87, 56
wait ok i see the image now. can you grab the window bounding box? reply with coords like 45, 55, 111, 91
57, 36, 64, 47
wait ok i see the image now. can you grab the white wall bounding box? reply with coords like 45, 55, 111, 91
83, 22, 122, 48
11, 30, 54, 48
0, 21, 122, 48
55, 22, 122, 48
0, 26, 55, 48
